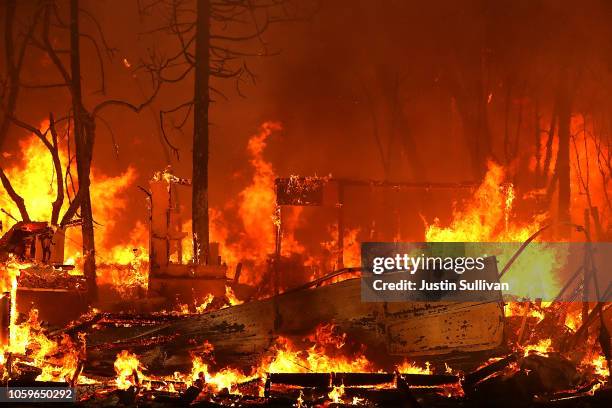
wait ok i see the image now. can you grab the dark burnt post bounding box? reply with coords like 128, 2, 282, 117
273, 205, 282, 330
582, 209, 591, 323
1, 292, 10, 346
273, 205, 282, 297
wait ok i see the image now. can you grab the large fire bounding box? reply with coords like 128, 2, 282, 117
207, 121, 306, 286
0, 118, 610, 403
425, 162, 536, 243
3, 118, 592, 298
107, 323, 432, 399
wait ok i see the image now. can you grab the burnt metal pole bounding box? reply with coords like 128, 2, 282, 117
274, 205, 282, 297
1, 292, 10, 346
273, 205, 282, 331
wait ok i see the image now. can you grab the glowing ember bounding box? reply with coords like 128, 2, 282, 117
504, 302, 546, 322
564, 311, 581, 331
195, 293, 215, 313
190, 355, 252, 394
589, 355, 609, 378
396, 360, 432, 375
328, 383, 345, 403
260, 331, 374, 374
523, 338, 552, 356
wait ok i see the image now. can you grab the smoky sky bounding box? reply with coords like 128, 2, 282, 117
2, 0, 612, 245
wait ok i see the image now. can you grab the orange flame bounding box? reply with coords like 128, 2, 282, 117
195, 293, 215, 313
114, 350, 144, 390
207, 122, 304, 285
425, 161, 540, 242
523, 338, 552, 356
396, 360, 432, 375
224, 285, 243, 306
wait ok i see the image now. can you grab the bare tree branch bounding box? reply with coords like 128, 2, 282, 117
0, 167, 30, 222
0, 0, 43, 149
91, 76, 163, 116
40, 4, 72, 86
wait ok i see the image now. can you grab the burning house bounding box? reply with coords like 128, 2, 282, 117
146, 167, 229, 305
0, 0, 611, 407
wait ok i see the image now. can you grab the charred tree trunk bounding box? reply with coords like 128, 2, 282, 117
0, 0, 19, 150
534, 98, 542, 187
456, 99, 492, 179
70, 0, 97, 300
192, 0, 210, 265
449, 53, 492, 180
556, 69, 571, 234
474, 69, 492, 178
542, 102, 557, 187
48, 114, 64, 226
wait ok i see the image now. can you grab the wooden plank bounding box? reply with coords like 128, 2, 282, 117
385, 302, 505, 355
86, 278, 505, 374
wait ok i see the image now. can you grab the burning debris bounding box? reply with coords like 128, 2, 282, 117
0, 122, 610, 407
2, 312, 608, 407
0, 130, 611, 406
